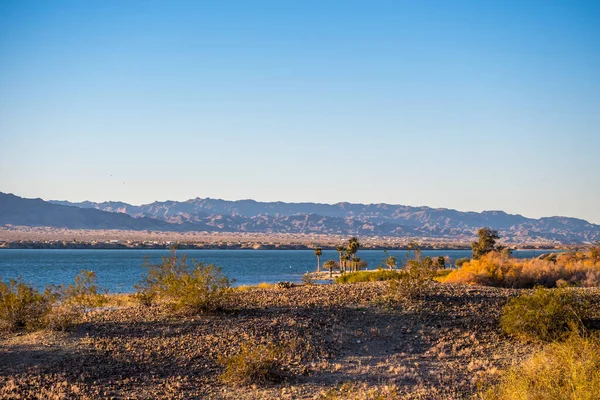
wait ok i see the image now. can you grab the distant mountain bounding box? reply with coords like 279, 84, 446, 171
48, 196, 600, 244
0, 192, 195, 231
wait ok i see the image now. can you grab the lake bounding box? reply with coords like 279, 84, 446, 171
0, 249, 556, 292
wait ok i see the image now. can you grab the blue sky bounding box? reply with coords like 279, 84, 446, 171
1, 0, 599, 223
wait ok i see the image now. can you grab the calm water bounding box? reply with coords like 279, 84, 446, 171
0, 249, 555, 293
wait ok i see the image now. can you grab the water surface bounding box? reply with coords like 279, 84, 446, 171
0, 249, 557, 292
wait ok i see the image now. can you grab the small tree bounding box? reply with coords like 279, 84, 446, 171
314, 247, 323, 272
472, 227, 500, 260
436, 256, 446, 269
323, 260, 339, 278
591, 241, 600, 263
384, 251, 397, 270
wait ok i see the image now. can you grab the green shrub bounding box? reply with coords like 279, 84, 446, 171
500, 287, 590, 342
218, 342, 285, 386
335, 270, 401, 284
481, 332, 600, 400
387, 259, 437, 302
0, 278, 52, 332
60, 270, 106, 311
135, 250, 233, 313
1, 270, 108, 332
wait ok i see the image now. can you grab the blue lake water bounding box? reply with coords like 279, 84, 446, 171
0, 249, 557, 293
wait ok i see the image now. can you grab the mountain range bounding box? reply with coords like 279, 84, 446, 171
40, 194, 600, 244
1, 192, 598, 243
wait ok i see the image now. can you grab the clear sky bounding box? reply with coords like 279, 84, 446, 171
1, 0, 599, 223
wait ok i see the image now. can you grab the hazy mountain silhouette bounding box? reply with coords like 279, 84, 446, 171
47, 195, 600, 243
0, 192, 197, 231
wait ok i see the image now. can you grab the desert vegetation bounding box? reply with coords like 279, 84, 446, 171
0, 270, 105, 332
2, 235, 600, 399
134, 249, 233, 312
441, 250, 600, 288
479, 285, 600, 399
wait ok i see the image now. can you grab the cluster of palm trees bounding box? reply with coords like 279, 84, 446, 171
314, 237, 362, 276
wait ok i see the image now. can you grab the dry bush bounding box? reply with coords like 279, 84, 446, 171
387, 259, 437, 302
0, 270, 107, 332
135, 250, 233, 313
319, 382, 399, 399
500, 287, 590, 342
218, 342, 286, 386
0, 278, 52, 332
59, 270, 106, 311
441, 251, 600, 288
481, 332, 600, 400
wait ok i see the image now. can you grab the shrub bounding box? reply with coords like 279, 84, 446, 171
60, 270, 106, 311
0, 270, 104, 332
218, 342, 285, 386
455, 257, 470, 268
0, 278, 52, 332
320, 382, 399, 399
135, 250, 233, 313
301, 273, 316, 285
441, 251, 600, 288
500, 287, 590, 342
388, 259, 437, 301
481, 332, 600, 400
335, 270, 401, 284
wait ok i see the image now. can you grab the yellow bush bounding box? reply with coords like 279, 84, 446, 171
482, 333, 600, 399
441, 251, 600, 288
218, 342, 285, 386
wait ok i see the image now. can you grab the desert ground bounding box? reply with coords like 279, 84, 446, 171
4, 281, 596, 399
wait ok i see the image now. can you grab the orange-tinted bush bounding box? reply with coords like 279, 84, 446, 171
440, 251, 600, 288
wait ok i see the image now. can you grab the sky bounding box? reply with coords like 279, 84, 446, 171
1, 0, 599, 223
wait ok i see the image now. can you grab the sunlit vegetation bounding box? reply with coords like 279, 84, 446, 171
481, 332, 600, 400
500, 287, 591, 342
0, 270, 106, 332
236, 282, 279, 291
218, 342, 286, 386
334, 270, 402, 284
440, 250, 600, 288
134, 249, 233, 313
319, 382, 399, 399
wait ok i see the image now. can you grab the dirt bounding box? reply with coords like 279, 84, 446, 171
2, 282, 597, 399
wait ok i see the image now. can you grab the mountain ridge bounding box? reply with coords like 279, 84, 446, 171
48, 195, 600, 244
1, 192, 598, 243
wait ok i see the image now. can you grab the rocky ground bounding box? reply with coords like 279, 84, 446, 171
2, 282, 597, 399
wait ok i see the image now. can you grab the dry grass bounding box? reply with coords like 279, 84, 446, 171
319, 382, 399, 399
218, 341, 287, 386
441, 251, 600, 288
481, 332, 600, 400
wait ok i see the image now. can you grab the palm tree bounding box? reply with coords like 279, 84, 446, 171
347, 237, 360, 272
314, 247, 322, 272
352, 257, 361, 271
336, 245, 345, 273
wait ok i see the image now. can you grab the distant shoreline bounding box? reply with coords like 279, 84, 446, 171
0, 244, 564, 251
